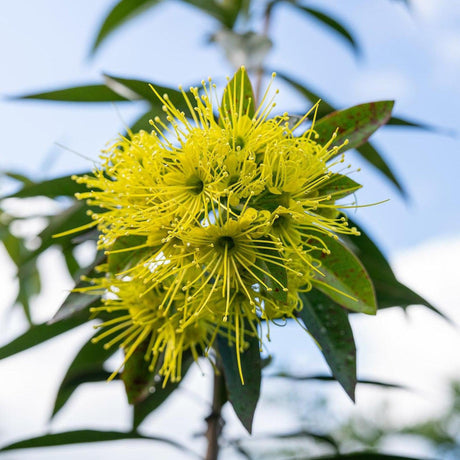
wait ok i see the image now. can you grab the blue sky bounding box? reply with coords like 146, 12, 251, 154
1, 1, 460, 458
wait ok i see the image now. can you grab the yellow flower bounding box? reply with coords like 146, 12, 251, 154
72, 67, 362, 383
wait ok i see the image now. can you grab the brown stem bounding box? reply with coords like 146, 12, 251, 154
205, 367, 226, 460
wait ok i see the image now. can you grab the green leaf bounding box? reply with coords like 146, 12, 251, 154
316, 173, 362, 201
343, 219, 448, 319
301, 454, 432, 460
0, 312, 89, 360
181, 0, 240, 28
12, 85, 128, 102
274, 72, 406, 197
309, 232, 377, 315
221, 67, 256, 126
274, 71, 334, 119
257, 429, 339, 451
51, 336, 117, 418
51, 254, 105, 323
254, 239, 288, 302
133, 352, 194, 429
270, 372, 405, 390
91, 0, 162, 54
298, 289, 356, 400
108, 235, 150, 275
3, 171, 34, 186
3, 173, 89, 199
122, 339, 154, 405
295, 5, 359, 55
314, 101, 394, 153
129, 110, 155, 133
355, 142, 406, 198
217, 331, 261, 433
0, 430, 197, 457
103, 74, 186, 107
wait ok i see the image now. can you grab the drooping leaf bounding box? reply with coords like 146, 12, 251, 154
314, 100, 394, 154
12, 85, 128, 102
0, 312, 89, 360
299, 454, 432, 460
294, 5, 359, 55
0, 430, 197, 457
270, 372, 405, 390
298, 289, 356, 400
217, 331, 261, 433
343, 219, 448, 319
181, 0, 241, 28
50, 253, 105, 323
257, 429, 339, 451
221, 67, 256, 126
133, 352, 194, 429
274, 70, 334, 119
309, 232, 377, 315
91, 0, 163, 54
51, 336, 117, 418
3, 173, 90, 199
355, 142, 406, 198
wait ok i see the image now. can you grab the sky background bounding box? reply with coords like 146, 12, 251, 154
0, 0, 459, 458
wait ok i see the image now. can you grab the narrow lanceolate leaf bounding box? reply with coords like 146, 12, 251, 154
0, 312, 89, 360
51, 336, 117, 418
103, 74, 187, 108
343, 218, 448, 319
316, 173, 362, 201
314, 100, 394, 153
355, 142, 406, 198
217, 332, 261, 433
0, 430, 197, 457
133, 352, 194, 429
301, 454, 432, 460
50, 254, 105, 323
269, 372, 405, 390
3, 173, 90, 199
295, 5, 359, 55
221, 67, 256, 125
299, 289, 356, 401
12, 85, 128, 102
310, 232, 377, 314
91, 0, 162, 54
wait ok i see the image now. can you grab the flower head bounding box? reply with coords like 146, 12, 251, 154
73, 68, 362, 383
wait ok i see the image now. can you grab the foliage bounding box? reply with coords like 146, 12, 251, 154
0, 0, 445, 458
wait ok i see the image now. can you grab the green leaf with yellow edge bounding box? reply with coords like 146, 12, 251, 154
221, 67, 256, 127
298, 289, 356, 401
217, 330, 261, 433
51, 336, 117, 418
314, 100, 394, 153
91, 0, 162, 54
309, 232, 377, 315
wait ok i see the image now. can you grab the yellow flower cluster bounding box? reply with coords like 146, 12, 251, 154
73, 69, 360, 384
